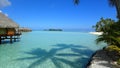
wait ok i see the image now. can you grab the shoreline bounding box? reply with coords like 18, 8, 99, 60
86, 51, 98, 67
89, 32, 103, 35
86, 49, 120, 68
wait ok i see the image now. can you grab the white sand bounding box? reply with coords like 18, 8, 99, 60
89, 32, 103, 35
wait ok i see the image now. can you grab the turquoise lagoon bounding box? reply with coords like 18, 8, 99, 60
0, 31, 106, 68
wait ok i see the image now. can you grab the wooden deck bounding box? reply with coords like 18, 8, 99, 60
0, 32, 21, 44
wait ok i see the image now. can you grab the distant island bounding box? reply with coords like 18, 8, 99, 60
44, 29, 63, 31
19, 27, 32, 32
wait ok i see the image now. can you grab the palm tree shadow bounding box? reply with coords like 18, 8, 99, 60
54, 44, 94, 67
16, 44, 94, 68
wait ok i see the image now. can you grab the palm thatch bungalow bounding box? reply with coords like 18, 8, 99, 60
0, 12, 21, 44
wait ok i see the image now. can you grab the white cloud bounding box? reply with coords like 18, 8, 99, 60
0, 10, 8, 16
0, 10, 2, 13
0, 0, 11, 8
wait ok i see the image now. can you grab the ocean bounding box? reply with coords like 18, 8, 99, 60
0, 31, 106, 68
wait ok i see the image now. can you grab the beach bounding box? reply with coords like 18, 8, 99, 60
89, 32, 103, 35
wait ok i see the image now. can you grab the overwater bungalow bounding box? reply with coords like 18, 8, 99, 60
19, 27, 32, 32
0, 12, 21, 44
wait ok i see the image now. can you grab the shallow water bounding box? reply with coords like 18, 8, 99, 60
0, 31, 106, 68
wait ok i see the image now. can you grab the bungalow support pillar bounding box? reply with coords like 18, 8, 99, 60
10, 36, 13, 43
14, 36, 16, 42
0, 36, 1, 44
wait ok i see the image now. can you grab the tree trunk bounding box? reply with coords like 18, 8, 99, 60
115, 0, 120, 19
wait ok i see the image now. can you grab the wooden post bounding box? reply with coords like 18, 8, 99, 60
0, 36, 1, 44
10, 36, 12, 43
14, 36, 16, 42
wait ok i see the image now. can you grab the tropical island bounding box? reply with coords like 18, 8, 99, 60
44, 29, 63, 31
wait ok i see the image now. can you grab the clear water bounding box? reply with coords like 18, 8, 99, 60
0, 31, 106, 68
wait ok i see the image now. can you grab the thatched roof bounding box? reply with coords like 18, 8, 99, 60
0, 12, 19, 28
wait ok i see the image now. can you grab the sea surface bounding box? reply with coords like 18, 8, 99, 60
0, 31, 106, 68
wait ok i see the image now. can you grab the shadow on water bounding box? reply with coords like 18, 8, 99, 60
16, 44, 94, 68
1, 40, 20, 44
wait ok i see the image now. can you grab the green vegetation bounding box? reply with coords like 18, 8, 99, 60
106, 45, 120, 53
74, 0, 120, 66
106, 45, 120, 61
117, 59, 120, 65
106, 45, 120, 65
48, 29, 62, 31
94, 19, 120, 47
73, 0, 120, 47
104, 44, 120, 66
74, 0, 120, 46
93, 18, 120, 66
92, 17, 115, 32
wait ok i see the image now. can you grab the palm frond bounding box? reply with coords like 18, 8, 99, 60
73, 0, 79, 5
96, 36, 105, 44
109, 0, 116, 7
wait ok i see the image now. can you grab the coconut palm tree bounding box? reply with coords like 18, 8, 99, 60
95, 19, 120, 47
92, 17, 115, 32
110, 20, 120, 47
74, 0, 120, 19
94, 18, 115, 44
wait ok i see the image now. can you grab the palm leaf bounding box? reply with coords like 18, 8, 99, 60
109, 0, 117, 7
73, 0, 79, 5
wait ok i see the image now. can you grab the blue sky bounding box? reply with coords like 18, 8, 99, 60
0, 0, 117, 30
